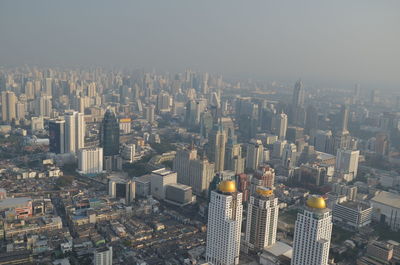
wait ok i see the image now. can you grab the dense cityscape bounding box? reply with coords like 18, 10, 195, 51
1, 1, 400, 265
0, 67, 399, 265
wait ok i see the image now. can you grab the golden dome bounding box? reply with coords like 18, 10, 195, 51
218, 180, 237, 193
306, 195, 326, 209
256, 187, 273, 197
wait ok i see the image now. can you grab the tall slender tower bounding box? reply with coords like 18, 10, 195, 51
292, 195, 332, 265
208, 121, 226, 173
101, 108, 120, 156
274, 112, 288, 140
244, 187, 279, 252
1, 91, 16, 122
64, 110, 85, 153
292, 79, 305, 107
206, 180, 243, 265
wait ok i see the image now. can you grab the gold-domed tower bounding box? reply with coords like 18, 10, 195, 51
306, 195, 326, 209
218, 180, 237, 193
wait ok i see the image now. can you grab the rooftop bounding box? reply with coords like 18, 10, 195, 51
371, 191, 400, 209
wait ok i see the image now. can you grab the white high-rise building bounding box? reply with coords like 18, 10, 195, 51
291, 195, 332, 265
94, 246, 112, 265
35, 95, 52, 118
246, 139, 264, 171
244, 187, 279, 252
64, 110, 85, 153
78, 148, 103, 174
206, 180, 243, 265
335, 149, 360, 182
273, 112, 288, 140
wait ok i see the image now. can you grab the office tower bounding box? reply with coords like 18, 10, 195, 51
286, 126, 304, 143
291, 195, 332, 265
339, 105, 349, 133
31, 116, 44, 132
292, 79, 305, 107
225, 130, 245, 174
375, 132, 389, 156
291, 80, 306, 126
150, 168, 177, 200
206, 180, 243, 265
173, 147, 198, 186
35, 95, 52, 117
353, 84, 361, 103
333, 130, 352, 155
305, 104, 318, 134
24, 81, 35, 100
15, 102, 25, 121
1, 91, 16, 122
156, 91, 171, 113
272, 140, 287, 159
78, 148, 103, 175
64, 111, 85, 153
246, 139, 264, 171
121, 144, 135, 162
87, 82, 97, 97
208, 122, 226, 173
250, 165, 275, 195
282, 143, 297, 168
108, 179, 136, 203
44, 77, 52, 96
94, 246, 113, 265
200, 111, 214, 138
78, 96, 91, 113
335, 149, 359, 182
189, 155, 215, 197
273, 112, 288, 140
49, 119, 65, 154
144, 104, 155, 123
312, 130, 334, 154
101, 108, 120, 156
244, 187, 279, 252
331, 183, 357, 201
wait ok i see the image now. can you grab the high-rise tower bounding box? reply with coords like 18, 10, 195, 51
208, 121, 226, 173
206, 180, 243, 265
49, 119, 65, 154
244, 187, 279, 252
1, 91, 16, 122
291, 195, 332, 265
64, 110, 85, 153
101, 108, 120, 156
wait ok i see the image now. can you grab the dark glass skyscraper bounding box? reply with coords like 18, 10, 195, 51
49, 119, 65, 154
101, 109, 120, 156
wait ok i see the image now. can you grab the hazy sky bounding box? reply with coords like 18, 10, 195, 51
1, 0, 399, 88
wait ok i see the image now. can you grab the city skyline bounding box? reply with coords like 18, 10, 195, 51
1, 1, 399, 89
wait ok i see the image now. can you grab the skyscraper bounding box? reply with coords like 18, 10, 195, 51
173, 147, 198, 186
244, 187, 279, 252
246, 139, 264, 171
101, 108, 120, 156
64, 110, 85, 153
206, 180, 243, 265
1, 91, 16, 122
208, 122, 226, 173
335, 149, 359, 182
48, 119, 65, 154
292, 195, 332, 265
292, 79, 305, 107
273, 112, 288, 140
